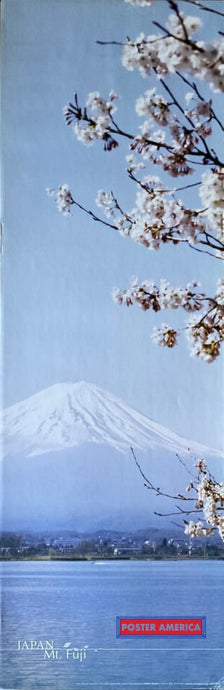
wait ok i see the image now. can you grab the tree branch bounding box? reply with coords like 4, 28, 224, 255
71, 198, 119, 231
176, 71, 224, 133
184, 0, 224, 18
130, 447, 195, 501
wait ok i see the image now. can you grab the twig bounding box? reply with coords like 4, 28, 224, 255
154, 508, 203, 517
128, 169, 202, 194
130, 447, 194, 501
168, 0, 189, 42
187, 243, 223, 261
153, 20, 204, 53
72, 198, 119, 231
176, 72, 224, 133
184, 0, 224, 18
159, 78, 222, 166
96, 40, 125, 46
176, 452, 198, 480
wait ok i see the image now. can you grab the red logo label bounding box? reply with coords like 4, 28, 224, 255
117, 617, 206, 636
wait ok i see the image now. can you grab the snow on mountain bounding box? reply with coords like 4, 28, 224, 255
0, 381, 222, 459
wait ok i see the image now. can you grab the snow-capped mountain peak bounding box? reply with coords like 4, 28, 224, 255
0, 381, 222, 459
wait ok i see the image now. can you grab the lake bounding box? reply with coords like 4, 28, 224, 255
1, 560, 224, 690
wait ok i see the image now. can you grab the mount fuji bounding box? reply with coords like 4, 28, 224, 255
1, 382, 222, 531
0, 381, 222, 459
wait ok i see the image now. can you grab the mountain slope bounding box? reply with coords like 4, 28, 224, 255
0, 381, 222, 459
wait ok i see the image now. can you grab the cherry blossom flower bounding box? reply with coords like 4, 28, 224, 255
126, 154, 145, 173
112, 277, 224, 362
96, 190, 115, 217
184, 463, 224, 540
151, 324, 178, 348
124, 0, 155, 6
184, 521, 204, 537
122, 14, 224, 92
46, 185, 74, 215
199, 170, 224, 240
64, 91, 118, 149
218, 517, 224, 541
135, 89, 171, 125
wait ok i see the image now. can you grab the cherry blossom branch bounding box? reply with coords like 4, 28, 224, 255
175, 71, 224, 133
48, 0, 224, 379
64, 93, 223, 165
113, 277, 224, 362
200, 237, 224, 251
154, 507, 204, 517
46, 186, 119, 230
48, 180, 224, 263
168, 181, 202, 192
158, 78, 222, 166
64, 97, 187, 155
127, 168, 202, 194
71, 198, 121, 231
96, 40, 125, 46
131, 448, 224, 538
153, 20, 204, 54
176, 452, 198, 481
187, 244, 223, 261
168, 0, 189, 43
130, 447, 194, 501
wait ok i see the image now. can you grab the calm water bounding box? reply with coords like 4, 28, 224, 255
1, 560, 224, 690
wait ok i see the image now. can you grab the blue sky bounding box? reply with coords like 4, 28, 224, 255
2, 0, 223, 450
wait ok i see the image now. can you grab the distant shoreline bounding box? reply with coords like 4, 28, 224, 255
1, 555, 224, 562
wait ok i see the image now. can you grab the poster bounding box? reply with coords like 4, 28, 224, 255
1, 0, 224, 688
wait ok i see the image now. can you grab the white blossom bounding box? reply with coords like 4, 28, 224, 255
124, 0, 155, 6
184, 521, 204, 537
170, 118, 200, 152
216, 278, 224, 304
122, 33, 160, 75
185, 465, 224, 540
69, 91, 119, 149
112, 287, 124, 305
166, 13, 202, 38
135, 89, 171, 125
218, 517, 224, 541
74, 122, 97, 146
95, 115, 111, 137
122, 17, 224, 92
86, 91, 108, 114
46, 184, 74, 215
113, 278, 203, 314
203, 496, 217, 525
87, 91, 117, 115
199, 170, 224, 240
111, 276, 223, 362
195, 458, 207, 473
151, 324, 178, 348
186, 99, 212, 121
156, 152, 194, 177
185, 91, 194, 104
130, 123, 167, 161
126, 154, 145, 173
187, 316, 221, 363
97, 175, 212, 249
109, 90, 117, 101
186, 279, 224, 362
96, 190, 115, 217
